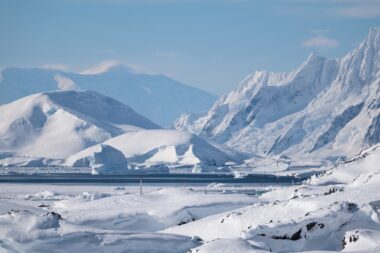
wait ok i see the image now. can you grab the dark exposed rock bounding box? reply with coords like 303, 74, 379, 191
43, 212, 63, 220
290, 229, 302, 240
178, 217, 196, 226
306, 222, 318, 231
272, 235, 289, 240
271, 228, 303, 241
347, 203, 359, 213
324, 187, 343, 195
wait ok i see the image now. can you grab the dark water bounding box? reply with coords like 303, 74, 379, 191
0, 173, 306, 185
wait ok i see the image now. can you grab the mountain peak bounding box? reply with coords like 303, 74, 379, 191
369, 27, 380, 35
366, 27, 380, 47
302, 52, 324, 66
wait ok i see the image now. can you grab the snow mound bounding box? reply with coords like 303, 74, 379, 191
0, 210, 62, 242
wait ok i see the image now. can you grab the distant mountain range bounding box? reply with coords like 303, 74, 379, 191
0, 63, 217, 126
175, 28, 380, 162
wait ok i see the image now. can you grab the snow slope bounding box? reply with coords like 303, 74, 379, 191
0, 90, 159, 160
0, 64, 217, 126
69, 129, 239, 170
176, 28, 380, 163
165, 144, 380, 252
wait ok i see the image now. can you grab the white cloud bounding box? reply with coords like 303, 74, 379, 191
287, 0, 380, 18
336, 4, 380, 18
54, 75, 80, 91
41, 64, 69, 71
79, 60, 122, 75
302, 36, 339, 49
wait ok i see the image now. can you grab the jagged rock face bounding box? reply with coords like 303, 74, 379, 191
175, 28, 380, 160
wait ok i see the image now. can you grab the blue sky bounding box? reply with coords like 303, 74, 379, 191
1, 0, 379, 94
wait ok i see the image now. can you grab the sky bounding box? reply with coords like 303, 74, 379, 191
1, 0, 380, 95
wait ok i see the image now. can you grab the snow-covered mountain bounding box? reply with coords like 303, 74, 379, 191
0, 90, 236, 171
0, 90, 160, 160
176, 28, 380, 162
0, 63, 217, 126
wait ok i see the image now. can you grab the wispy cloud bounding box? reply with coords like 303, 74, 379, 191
54, 75, 80, 91
80, 60, 122, 75
294, 0, 380, 18
335, 3, 380, 18
302, 36, 339, 49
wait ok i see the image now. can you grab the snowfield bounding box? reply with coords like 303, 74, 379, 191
0, 184, 257, 253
